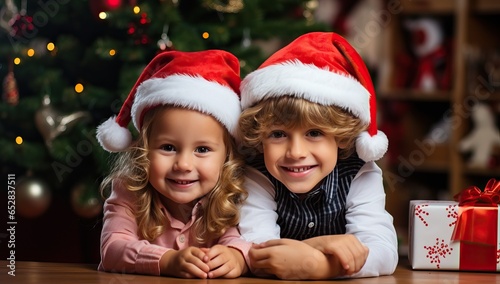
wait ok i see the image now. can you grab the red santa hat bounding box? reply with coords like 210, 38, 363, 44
241, 32, 387, 162
97, 50, 241, 152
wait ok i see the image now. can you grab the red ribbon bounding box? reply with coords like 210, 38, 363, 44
451, 178, 500, 271
454, 178, 500, 206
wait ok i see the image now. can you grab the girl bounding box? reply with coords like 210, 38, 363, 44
237, 32, 398, 279
96, 50, 250, 279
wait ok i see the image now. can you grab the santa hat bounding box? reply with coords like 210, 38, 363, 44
96, 50, 241, 152
240, 32, 387, 162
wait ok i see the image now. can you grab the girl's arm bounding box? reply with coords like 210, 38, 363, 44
98, 181, 170, 276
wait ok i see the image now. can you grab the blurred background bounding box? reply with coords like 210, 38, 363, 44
1, 0, 499, 264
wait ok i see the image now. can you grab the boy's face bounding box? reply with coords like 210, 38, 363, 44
261, 125, 338, 194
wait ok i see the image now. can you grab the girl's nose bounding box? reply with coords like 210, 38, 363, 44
173, 152, 193, 171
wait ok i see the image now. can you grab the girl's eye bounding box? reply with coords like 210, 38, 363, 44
308, 130, 323, 137
268, 130, 286, 139
160, 144, 175, 152
195, 146, 210, 153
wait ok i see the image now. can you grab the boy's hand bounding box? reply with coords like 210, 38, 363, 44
249, 238, 336, 280
201, 245, 247, 278
304, 234, 369, 276
160, 247, 210, 278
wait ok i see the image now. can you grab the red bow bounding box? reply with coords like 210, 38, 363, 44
451, 178, 500, 271
453, 178, 500, 206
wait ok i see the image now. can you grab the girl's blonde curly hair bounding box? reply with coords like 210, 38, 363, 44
100, 105, 247, 244
237, 96, 368, 159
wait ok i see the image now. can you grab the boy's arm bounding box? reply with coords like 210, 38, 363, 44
250, 238, 343, 279
239, 167, 280, 243
344, 161, 398, 277
303, 162, 397, 278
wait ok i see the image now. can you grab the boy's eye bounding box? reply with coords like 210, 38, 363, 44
308, 130, 323, 137
195, 146, 210, 153
160, 144, 175, 152
268, 130, 286, 139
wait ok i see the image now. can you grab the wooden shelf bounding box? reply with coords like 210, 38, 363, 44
464, 166, 500, 176
400, 0, 455, 14
472, 0, 500, 13
379, 0, 500, 238
378, 90, 451, 101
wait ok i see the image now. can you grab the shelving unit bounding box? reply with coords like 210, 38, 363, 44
378, 0, 500, 230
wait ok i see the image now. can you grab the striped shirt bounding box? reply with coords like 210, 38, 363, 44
248, 154, 365, 240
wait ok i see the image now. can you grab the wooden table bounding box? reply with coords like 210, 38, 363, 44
1, 260, 499, 283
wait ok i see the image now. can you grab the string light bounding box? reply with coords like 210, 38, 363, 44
47, 42, 55, 51
15, 136, 23, 145
133, 6, 140, 14
13, 58, 21, 65
109, 49, 116, 56
202, 32, 210, 39
99, 12, 108, 20
75, 83, 84, 93
27, 48, 35, 57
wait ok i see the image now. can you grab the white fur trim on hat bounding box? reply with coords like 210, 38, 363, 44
132, 75, 241, 136
96, 116, 133, 152
241, 60, 371, 123
356, 130, 388, 162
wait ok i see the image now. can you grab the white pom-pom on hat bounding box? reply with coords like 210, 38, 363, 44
96, 117, 132, 152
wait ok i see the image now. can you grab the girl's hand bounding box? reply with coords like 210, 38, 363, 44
304, 234, 369, 276
200, 245, 247, 278
160, 247, 210, 278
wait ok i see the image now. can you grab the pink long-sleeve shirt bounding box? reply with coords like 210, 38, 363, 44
98, 181, 252, 275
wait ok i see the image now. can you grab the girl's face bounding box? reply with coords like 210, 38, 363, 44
262, 124, 339, 194
148, 108, 227, 208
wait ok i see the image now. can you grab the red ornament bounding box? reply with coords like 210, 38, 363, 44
9, 14, 34, 38
127, 12, 151, 45
2, 71, 19, 106
89, 0, 136, 19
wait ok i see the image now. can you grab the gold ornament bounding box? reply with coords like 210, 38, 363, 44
16, 175, 52, 218
71, 181, 103, 219
34, 95, 91, 148
203, 0, 244, 13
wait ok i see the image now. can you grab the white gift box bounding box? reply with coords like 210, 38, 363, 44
408, 200, 500, 271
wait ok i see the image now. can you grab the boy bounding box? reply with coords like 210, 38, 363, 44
237, 32, 398, 279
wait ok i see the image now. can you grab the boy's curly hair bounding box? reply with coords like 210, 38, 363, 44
100, 105, 247, 244
237, 96, 368, 159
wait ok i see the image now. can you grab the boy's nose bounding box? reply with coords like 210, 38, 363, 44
286, 137, 307, 159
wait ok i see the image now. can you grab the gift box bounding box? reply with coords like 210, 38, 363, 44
408, 179, 500, 271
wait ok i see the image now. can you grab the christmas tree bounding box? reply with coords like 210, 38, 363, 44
0, 0, 329, 220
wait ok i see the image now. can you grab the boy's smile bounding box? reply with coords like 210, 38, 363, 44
262, 126, 339, 194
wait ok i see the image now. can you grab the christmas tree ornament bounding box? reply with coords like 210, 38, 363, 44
89, 0, 135, 19
203, 0, 244, 13
0, 0, 18, 35
157, 24, 173, 51
17, 175, 52, 218
127, 12, 150, 45
71, 181, 103, 218
4, 0, 33, 38
34, 95, 91, 148
2, 67, 19, 106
